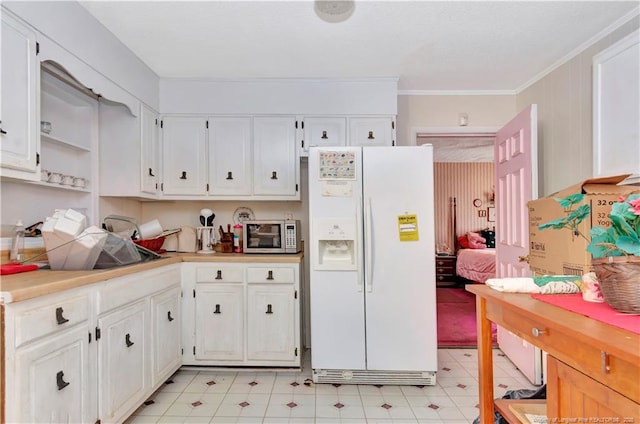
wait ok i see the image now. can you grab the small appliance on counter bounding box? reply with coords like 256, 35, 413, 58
243, 219, 301, 254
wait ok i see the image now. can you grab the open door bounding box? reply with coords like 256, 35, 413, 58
494, 104, 544, 384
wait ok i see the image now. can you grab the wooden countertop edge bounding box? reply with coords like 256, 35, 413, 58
466, 284, 639, 364
1, 253, 304, 304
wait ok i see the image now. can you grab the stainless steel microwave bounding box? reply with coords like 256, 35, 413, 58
243, 220, 302, 254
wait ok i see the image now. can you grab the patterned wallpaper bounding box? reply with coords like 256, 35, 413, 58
434, 162, 495, 253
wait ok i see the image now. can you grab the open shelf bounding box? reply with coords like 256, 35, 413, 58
41, 133, 91, 152
27, 180, 91, 193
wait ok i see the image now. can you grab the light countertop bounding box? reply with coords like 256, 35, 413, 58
1, 252, 304, 304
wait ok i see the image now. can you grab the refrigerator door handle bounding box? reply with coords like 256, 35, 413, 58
356, 195, 364, 292
365, 197, 374, 292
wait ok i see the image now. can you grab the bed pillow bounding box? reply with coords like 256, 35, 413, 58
467, 231, 487, 249
480, 230, 496, 248
457, 235, 470, 249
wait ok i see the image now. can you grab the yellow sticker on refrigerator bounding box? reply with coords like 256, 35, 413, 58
398, 214, 419, 241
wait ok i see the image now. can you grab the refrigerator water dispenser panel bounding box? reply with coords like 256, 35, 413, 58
314, 219, 357, 270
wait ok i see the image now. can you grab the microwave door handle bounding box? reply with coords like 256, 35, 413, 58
355, 196, 363, 293
365, 197, 373, 293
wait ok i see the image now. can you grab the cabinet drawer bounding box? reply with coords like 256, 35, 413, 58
435, 257, 456, 268
14, 295, 89, 347
196, 265, 244, 283
247, 267, 294, 283
497, 305, 640, 403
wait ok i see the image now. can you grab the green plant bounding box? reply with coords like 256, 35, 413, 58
538, 193, 640, 259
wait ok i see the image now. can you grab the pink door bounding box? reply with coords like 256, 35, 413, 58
495, 104, 538, 278
494, 104, 543, 386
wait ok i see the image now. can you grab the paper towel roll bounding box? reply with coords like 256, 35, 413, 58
139, 219, 163, 239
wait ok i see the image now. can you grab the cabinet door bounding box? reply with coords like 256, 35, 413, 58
253, 116, 298, 197
208, 116, 252, 195
247, 285, 296, 362
150, 286, 181, 388
141, 105, 159, 195
0, 11, 39, 176
161, 116, 207, 195
97, 299, 147, 424
301, 117, 346, 155
13, 325, 92, 424
195, 284, 244, 361
349, 117, 395, 147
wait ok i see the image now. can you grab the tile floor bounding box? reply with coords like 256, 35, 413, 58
126, 348, 539, 424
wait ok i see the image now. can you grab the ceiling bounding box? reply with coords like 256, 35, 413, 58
79, 1, 639, 92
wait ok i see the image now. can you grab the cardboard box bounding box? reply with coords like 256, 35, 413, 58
528, 175, 639, 276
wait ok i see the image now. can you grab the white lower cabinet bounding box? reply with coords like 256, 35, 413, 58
97, 299, 147, 423
183, 261, 301, 367
14, 324, 92, 423
150, 286, 182, 387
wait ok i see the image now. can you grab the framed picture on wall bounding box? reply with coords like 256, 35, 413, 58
487, 207, 496, 222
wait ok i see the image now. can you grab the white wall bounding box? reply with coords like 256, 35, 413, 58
516, 16, 640, 196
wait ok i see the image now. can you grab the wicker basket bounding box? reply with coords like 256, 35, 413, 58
593, 256, 640, 314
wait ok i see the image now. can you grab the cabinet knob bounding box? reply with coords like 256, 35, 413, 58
271, 171, 278, 180
214, 304, 221, 314
148, 168, 155, 177
56, 307, 70, 325
321, 130, 328, 139
125, 333, 134, 347
215, 270, 223, 280
0, 128, 6, 135
531, 327, 546, 337
266, 304, 273, 314
267, 270, 274, 280
368, 131, 375, 140
226, 171, 233, 180
180, 171, 187, 180
56, 371, 70, 391
167, 311, 174, 322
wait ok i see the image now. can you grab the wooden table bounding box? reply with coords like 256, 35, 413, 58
467, 285, 640, 423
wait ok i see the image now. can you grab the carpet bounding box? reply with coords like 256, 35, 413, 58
436, 287, 497, 347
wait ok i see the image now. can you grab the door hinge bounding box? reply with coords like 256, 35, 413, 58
301, 121, 304, 129
193, 346, 196, 355
295, 184, 299, 192
160, 120, 164, 129
294, 290, 297, 299
392, 140, 395, 146
155, 183, 158, 190
193, 289, 196, 298
392, 121, 395, 130
295, 347, 298, 357
36, 42, 40, 55
161, 183, 164, 191
295, 121, 298, 129
206, 120, 209, 129
301, 140, 304, 148
155, 118, 158, 126
206, 183, 209, 192
95, 327, 101, 341
36, 152, 40, 166
88, 331, 92, 344
181, 290, 183, 298
181, 348, 184, 355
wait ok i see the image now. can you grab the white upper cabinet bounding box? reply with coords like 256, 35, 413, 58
140, 105, 159, 195
253, 116, 299, 198
0, 10, 39, 178
161, 116, 208, 196
208, 116, 252, 196
349, 116, 395, 147
300, 117, 347, 155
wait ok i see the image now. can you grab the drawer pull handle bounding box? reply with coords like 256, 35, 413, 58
214, 304, 221, 314
167, 311, 174, 322
56, 371, 70, 391
321, 130, 328, 139
215, 270, 223, 280
180, 171, 187, 180
56, 307, 69, 325
368, 131, 375, 140
266, 304, 273, 314
267, 270, 274, 280
226, 171, 233, 180
125, 333, 134, 348
271, 171, 278, 180
601, 351, 611, 374
531, 327, 546, 337
148, 167, 155, 177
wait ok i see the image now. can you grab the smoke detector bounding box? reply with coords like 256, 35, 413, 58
314, 0, 355, 23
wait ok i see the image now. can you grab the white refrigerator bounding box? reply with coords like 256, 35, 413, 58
308, 146, 438, 385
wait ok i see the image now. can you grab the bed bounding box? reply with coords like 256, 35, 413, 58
456, 248, 496, 283
450, 197, 497, 283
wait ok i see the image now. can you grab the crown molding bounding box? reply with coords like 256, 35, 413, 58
398, 89, 515, 96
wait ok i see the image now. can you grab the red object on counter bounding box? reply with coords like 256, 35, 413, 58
1, 262, 39, 275
133, 237, 165, 252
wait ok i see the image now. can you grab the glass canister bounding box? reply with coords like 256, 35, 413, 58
233, 224, 243, 253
